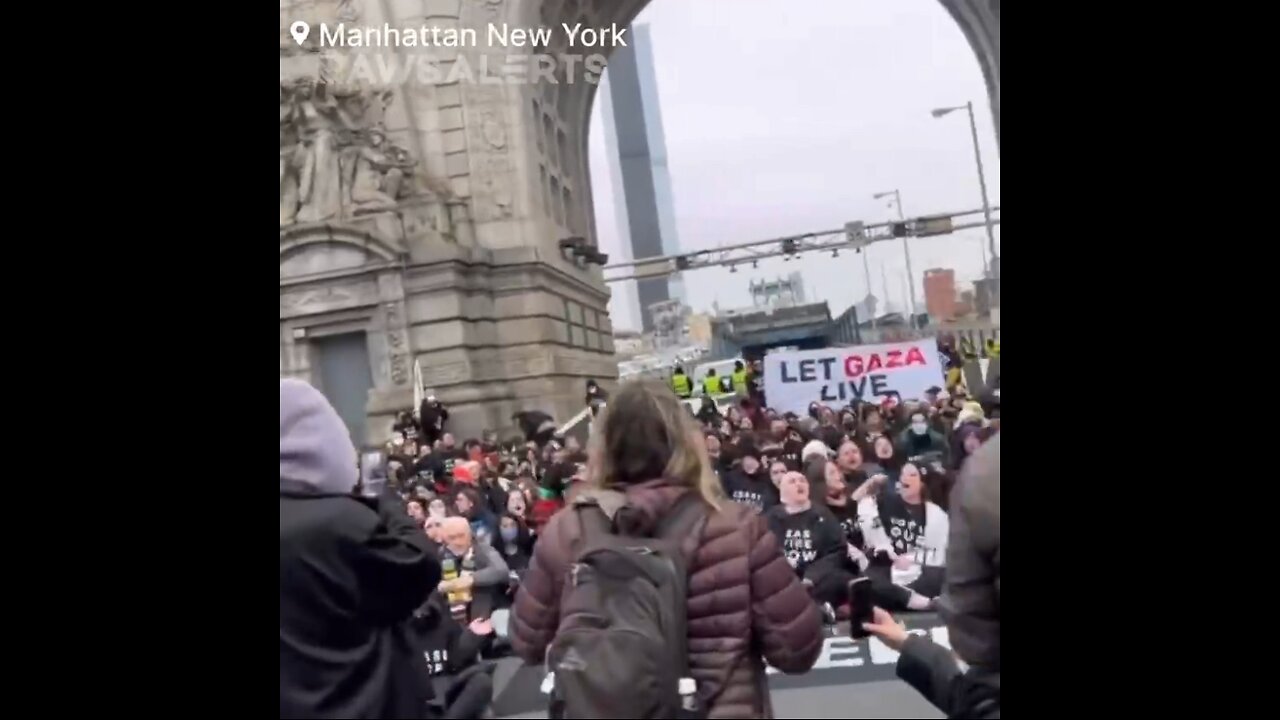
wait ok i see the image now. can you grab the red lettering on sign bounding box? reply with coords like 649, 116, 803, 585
845, 355, 864, 377
905, 346, 926, 366
866, 354, 883, 372
886, 350, 903, 369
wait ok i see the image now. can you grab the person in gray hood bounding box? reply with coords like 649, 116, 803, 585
280, 379, 443, 719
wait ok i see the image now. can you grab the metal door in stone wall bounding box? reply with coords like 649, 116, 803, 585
312, 332, 374, 449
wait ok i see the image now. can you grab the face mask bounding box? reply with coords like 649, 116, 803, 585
500, 526, 519, 543
911, 422, 929, 436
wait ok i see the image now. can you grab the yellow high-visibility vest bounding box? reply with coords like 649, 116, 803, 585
671, 373, 691, 397
732, 369, 748, 394
702, 377, 721, 396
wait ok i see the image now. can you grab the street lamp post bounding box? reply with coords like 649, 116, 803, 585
932, 101, 997, 278
874, 189, 918, 328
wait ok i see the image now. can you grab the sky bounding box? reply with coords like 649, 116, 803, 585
587, 0, 1001, 333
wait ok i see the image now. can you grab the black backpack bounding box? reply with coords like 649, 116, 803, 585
546, 491, 709, 720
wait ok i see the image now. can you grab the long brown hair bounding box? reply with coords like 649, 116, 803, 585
588, 378, 724, 509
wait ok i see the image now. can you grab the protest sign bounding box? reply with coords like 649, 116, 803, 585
763, 339, 944, 415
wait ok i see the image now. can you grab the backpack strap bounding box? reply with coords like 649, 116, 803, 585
569, 498, 614, 559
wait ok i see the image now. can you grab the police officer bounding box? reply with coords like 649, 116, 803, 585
731, 360, 749, 397
670, 366, 692, 399
702, 368, 721, 397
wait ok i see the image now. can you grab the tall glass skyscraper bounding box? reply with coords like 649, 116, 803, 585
601, 23, 685, 332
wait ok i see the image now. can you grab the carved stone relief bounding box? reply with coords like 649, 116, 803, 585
420, 360, 471, 387
280, 282, 378, 316
473, 0, 506, 21
281, 78, 455, 228
385, 302, 411, 386
480, 112, 507, 150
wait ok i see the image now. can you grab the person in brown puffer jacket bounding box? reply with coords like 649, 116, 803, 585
510, 378, 824, 719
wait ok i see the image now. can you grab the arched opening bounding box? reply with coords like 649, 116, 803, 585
518, 0, 997, 248
525, 0, 999, 332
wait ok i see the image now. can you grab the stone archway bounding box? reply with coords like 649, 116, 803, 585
279, 0, 999, 439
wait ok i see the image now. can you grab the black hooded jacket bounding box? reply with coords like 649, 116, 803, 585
281, 486, 442, 719
410, 592, 493, 703
763, 504, 844, 581
419, 401, 448, 440
721, 468, 779, 514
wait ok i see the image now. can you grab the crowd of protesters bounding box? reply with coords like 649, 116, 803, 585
282, 339, 1000, 719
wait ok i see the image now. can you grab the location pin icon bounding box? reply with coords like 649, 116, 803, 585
290, 21, 311, 46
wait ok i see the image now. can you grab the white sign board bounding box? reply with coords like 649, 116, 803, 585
763, 339, 945, 415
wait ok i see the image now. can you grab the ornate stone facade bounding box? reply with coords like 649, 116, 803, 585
278, 0, 999, 445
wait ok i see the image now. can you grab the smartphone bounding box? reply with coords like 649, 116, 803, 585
360, 451, 388, 498
848, 577, 874, 640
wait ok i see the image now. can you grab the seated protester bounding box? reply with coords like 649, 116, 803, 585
411, 591, 497, 720
703, 432, 725, 479
511, 470, 538, 517
406, 499, 427, 528
453, 487, 497, 544
897, 409, 949, 464
809, 458, 867, 552
955, 401, 987, 434
765, 471, 850, 614
767, 458, 793, 493
856, 461, 948, 611
835, 439, 872, 488
951, 424, 986, 472
505, 489, 531, 528
696, 396, 722, 428
495, 513, 534, 571
427, 497, 449, 521
722, 445, 779, 514
737, 415, 756, 432
802, 439, 836, 467
476, 470, 511, 520
868, 433, 903, 480
740, 396, 766, 429
779, 425, 806, 466
530, 458, 572, 534
425, 515, 447, 546
393, 409, 419, 436
411, 446, 447, 493
439, 517, 510, 622
916, 457, 956, 514
437, 433, 468, 472
859, 403, 889, 445
807, 402, 823, 422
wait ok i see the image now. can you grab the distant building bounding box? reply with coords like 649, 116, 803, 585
686, 312, 713, 345
923, 268, 957, 321
749, 272, 807, 310
613, 330, 648, 357
601, 24, 684, 331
